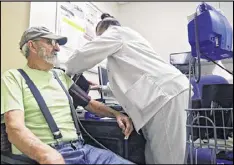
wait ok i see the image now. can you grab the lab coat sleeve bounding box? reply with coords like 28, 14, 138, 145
65, 30, 123, 76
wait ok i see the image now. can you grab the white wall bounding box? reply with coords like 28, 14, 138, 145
118, 2, 226, 62
30, 2, 57, 33
118, 2, 233, 82
220, 2, 233, 28
92, 2, 119, 18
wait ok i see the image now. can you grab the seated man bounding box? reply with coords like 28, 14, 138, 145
1, 26, 134, 164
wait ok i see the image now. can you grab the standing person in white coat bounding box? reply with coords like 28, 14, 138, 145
65, 13, 190, 164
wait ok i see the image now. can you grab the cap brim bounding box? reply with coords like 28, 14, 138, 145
41, 34, 67, 46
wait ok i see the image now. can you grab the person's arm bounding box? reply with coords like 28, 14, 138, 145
85, 100, 118, 118
65, 27, 123, 76
68, 81, 116, 118
4, 110, 65, 164
66, 72, 133, 138
87, 80, 98, 86
89, 85, 102, 90
85, 100, 133, 138
67, 81, 133, 138
89, 84, 110, 92
1, 71, 65, 164
89, 82, 114, 97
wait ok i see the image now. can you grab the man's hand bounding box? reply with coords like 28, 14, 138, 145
39, 149, 65, 164
115, 113, 134, 139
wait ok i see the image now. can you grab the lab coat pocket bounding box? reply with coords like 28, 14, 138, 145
125, 74, 168, 111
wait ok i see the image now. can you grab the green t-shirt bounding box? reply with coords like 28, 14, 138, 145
1, 65, 78, 154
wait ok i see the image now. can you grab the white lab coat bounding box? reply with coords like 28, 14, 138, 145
66, 26, 191, 164
65, 26, 190, 132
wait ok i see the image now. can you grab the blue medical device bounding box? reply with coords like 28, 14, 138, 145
187, 2, 233, 83
188, 2, 233, 61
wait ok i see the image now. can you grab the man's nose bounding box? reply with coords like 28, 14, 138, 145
54, 43, 60, 52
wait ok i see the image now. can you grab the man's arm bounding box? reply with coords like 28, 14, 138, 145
69, 82, 119, 118
89, 83, 114, 97
85, 100, 133, 138
67, 81, 133, 138
4, 110, 65, 164
85, 100, 119, 118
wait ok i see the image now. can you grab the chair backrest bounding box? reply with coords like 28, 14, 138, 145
190, 75, 229, 100
193, 84, 233, 140
1, 123, 11, 152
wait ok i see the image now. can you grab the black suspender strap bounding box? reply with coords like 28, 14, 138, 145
17, 69, 62, 140
52, 70, 83, 140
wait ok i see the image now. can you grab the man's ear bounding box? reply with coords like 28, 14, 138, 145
27, 41, 38, 54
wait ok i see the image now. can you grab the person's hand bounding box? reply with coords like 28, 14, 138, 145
115, 113, 134, 139
38, 149, 65, 164
89, 85, 102, 91
87, 80, 98, 86
89, 85, 103, 96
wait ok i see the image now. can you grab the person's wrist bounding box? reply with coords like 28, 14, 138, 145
38, 152, 50, 163
36, 148, 50, 162
113, 111, 122, 118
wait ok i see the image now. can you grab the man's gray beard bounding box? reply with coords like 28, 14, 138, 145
38, 48, 59, 66
43, 55, 58, 66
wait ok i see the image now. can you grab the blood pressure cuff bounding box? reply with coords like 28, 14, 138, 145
53, 68, 91, 107
69, 83, 91, 108
72, 74, 90, 93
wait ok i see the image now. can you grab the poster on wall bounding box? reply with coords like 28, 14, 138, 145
84, 3, 99, 40
56, 2, 103, 73
57, 2, 87, 49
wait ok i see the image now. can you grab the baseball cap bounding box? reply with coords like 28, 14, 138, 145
19, 26, 67, 50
